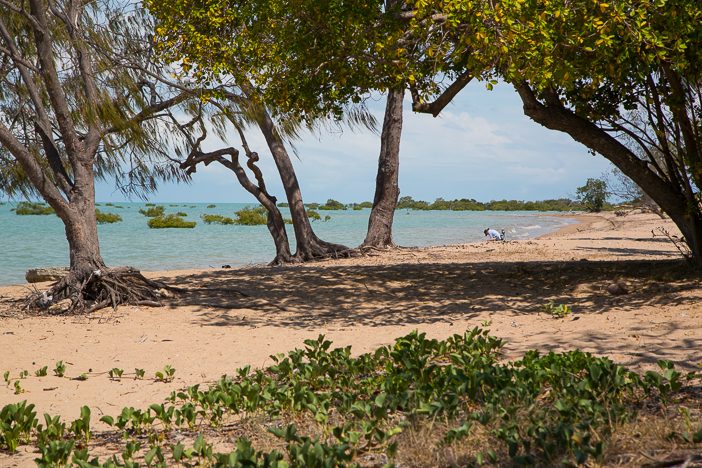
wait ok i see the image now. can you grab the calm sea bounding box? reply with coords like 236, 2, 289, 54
0, 202, 575, 285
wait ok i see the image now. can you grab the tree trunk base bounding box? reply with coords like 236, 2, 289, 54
293, 239, 353, 262
27, 266, 179, 314
268, 252, 300, 266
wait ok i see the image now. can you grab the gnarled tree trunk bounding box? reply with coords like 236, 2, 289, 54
255, 107, 347, 260
180, 146, 294, 265
362, 87, 404, 248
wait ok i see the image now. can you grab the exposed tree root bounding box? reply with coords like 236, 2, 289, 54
26, 266, 181, 314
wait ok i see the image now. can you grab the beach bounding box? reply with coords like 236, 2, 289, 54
0, 210, 700, 465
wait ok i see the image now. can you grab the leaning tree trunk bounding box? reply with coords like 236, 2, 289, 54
515, 82, 702, 268
362, 87, 404, 248
255, 107, 347, 261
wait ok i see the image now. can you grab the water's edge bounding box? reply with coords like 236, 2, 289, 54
0, 202, 578, 286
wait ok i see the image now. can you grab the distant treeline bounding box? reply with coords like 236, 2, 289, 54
279, 197, 586, 211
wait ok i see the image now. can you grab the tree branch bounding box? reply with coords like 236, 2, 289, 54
410, 70, 472, 117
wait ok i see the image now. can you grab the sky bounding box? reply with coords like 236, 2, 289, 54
95, 81, 614, 204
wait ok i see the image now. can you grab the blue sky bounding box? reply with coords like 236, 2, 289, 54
96, 81, 613, 203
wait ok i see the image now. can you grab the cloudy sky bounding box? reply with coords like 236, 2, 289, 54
96, 81, 613, 203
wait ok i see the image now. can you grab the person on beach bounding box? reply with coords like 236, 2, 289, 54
484, 228, 504, 241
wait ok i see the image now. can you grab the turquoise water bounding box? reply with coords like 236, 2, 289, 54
0, 202, 575, 285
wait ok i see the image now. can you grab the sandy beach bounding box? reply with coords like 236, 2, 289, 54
0, 210, 700, 465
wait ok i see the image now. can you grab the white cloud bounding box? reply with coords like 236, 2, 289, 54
97, 82, 614, 203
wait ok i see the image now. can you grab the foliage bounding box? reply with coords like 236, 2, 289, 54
201, 214, 235, 225
4, 330, 698, 466
139, 205, 165, 217
53, 361, 66, 378
146, 0, 404, 120
206, 204, 216, 208
0, 401, 37, 452
544, 302, 573, 318
351, 201, 373, 210
317, 199, 347, 210
14, 202, 55, 216
307, 209, 321, 221
397, 195, 583, 211
155, 365, 176, 383
95, 210, 122, 224
234, 207, 268, 226
577, 179, 608, 212
148, 215, 196, 229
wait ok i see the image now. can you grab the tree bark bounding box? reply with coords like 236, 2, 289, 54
362, 87, 404, 248
254, 107, 347, 260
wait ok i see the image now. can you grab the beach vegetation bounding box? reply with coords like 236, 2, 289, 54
318, 199, 346, 210
577, 179, 608, 213
233, 207, 268, 226
138, 205, 165, 217
278, 202, 289, 207
135, 369, 146, 380
95, 210, 122, 224
148, 215, 197, 229
53, 361, 66, 378
201, 214, 235, 225
307, 209, 321, 221
155, 365, 176, 383
175, 211, 188, 217
34, 366, 48, 378
544, 302, 573, 319
396, 196, 583, 211
206, 204, 216, 208
14, 202, 55, 216
1, 331, 700, 464
304, 203, 319, 210
108, 368, 124, 380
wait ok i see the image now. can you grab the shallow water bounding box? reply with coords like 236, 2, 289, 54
0, 202, 575, 285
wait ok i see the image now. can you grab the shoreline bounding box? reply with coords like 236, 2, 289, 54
0, 210, 699, 458
0, 211, 585, 288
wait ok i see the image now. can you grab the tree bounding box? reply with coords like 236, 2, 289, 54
576, 178, 607, 213
175, 106, 294, 264
0, 0, 193, 311
402, 0, 702, 265
146, 0, 414, 249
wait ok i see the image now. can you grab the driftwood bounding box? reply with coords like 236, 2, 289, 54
26, 267, 69, 283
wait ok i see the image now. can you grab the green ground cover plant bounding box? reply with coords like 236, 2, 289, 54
0, 330, 700, 466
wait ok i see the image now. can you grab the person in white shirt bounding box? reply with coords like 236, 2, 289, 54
484, 228, 504, 241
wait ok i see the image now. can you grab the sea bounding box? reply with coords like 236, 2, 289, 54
0, 202, 576, 286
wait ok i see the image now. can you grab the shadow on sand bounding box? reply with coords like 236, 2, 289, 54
160, 258, 700, 331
